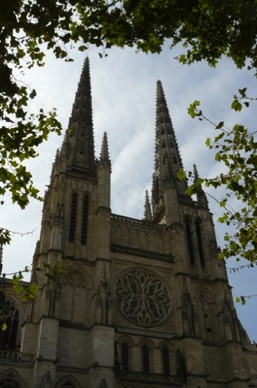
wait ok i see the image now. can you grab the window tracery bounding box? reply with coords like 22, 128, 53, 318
115, 268, 170, 327
0, 300, 19, 349
0, 378, 20, 388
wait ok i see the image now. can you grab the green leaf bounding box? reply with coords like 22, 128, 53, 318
238, 87, 247, 98
215, 121, 224, 130
187, 101, 200, 118
231, 99, 242, 112
177, 168, 186, 181
2, 323, 7, 331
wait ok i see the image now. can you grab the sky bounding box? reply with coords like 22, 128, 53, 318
2, 43, 257, 341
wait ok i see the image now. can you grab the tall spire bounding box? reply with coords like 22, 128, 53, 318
64, 58, 96, 175
152, 81, 188, 201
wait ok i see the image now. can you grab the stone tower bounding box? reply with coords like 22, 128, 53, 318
0, 59, 257, 388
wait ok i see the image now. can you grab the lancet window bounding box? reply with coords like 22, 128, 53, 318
69, 193, 77, 243
0, 379, 20, 388
162, 346, 170, 375
0, 300, 19, 349
81, 196, 89, 245
142, 344, 150, 374
121, 342, 129, 372
185, 218, 194, 265
196, 218, 205, 267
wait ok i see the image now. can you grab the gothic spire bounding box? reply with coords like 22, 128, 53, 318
144, 190, 152, 221
152, 81, 187, 203
193, 164, 209, 208
64, 57, 96, 175
100, 132, 110, 163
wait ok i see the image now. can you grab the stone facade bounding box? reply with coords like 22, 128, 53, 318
0, 58, 257, 388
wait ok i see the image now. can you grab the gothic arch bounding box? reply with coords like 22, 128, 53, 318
62, 266, 84, 288
138, 338, 154, 349
158, 340, 174, 352
138, 338, 154, 374
0, 299, 19, 349
3, 293, 25, 337
55, 375, 81, 388
158, 341, 174, 376
0, 368, 26, 388
60, 266, 93, 324
118, 335, 134, 347
118, 336, 134, 373
61, 265, 94, 291
40, 371, 53, 388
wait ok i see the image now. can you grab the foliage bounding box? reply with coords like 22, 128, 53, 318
12, 267, 39, 300
2, 0, 257, 68
1, 0, 257, 244
43, 260, 66, 284
10, 261, 65, 299
183, 89, 257, 263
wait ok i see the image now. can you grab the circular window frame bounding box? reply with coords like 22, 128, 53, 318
114, 267, 171, 327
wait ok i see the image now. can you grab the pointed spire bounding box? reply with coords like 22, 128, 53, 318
144, 190, 152, 221
193, 164, 208, 208
100, 132, 110, 162
63, 57, 96, 175
152, 81, 187, 203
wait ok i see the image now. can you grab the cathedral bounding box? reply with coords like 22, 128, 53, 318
0, 58, 257, 388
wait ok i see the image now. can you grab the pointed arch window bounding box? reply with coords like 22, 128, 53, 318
0, 379, 20, 388
162, 346, 170, 375
121, 342, 129, 372
69, 193, 78, 243
81, 196, 89, 245
185, 218, 194, 265
196, 219, 205, 267
142, 344, 150, 374
0, 300, 19, 349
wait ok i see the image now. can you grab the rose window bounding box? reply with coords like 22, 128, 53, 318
115, 268, 170, 327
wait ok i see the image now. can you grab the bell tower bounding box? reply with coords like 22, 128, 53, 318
21, 58, 114, 388
0, 60, 256, 388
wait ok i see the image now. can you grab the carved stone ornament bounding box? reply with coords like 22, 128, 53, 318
114, 268, 170, 327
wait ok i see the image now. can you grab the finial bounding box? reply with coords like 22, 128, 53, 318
193, 164, 199, 180
193, 164, 209, 208
144, 190, 152, 221
100, 132, 110, 162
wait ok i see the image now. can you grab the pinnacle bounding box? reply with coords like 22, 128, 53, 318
100, 132, 110, 162
144, 189, 152, 221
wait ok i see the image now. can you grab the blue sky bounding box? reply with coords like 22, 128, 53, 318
2, 44, 257, 341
